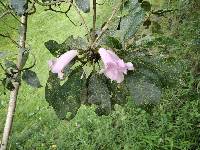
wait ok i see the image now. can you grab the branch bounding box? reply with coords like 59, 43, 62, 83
0, 33, 21, 47
91, 2, 122, 48
35, 0, 92, 42
0, 1, 22, 24
0, 10, 10, 19
92, 0, 97, 42
34, 0, 65, 6
0, 13, 28, 150
45, 0, 78, 26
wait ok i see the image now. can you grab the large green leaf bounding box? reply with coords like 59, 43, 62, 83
11, 0, 27, 16
88, 74, 111, 115
126, 72, 161, 105
75, 0, 90, 13
119, 0, 145, 42
45, 68, 85, 120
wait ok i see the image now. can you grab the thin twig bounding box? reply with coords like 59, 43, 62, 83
91, 2, 122, 48
92, 0, 97, 42
34, 0, 65, 6
0, 10, 10, 19
0, 33, 21, 47
34, 0, 92, 42
0, 1, 22, 24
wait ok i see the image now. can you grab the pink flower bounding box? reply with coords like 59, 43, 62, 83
98, 48, 134, 83
48, 50, 78, 79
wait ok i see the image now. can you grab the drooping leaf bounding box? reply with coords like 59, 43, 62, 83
88, 74, 111, 115
75, 0, 90, 13
45, 68, 85, 120
11, 0, 27, 16
120, 1, 145, 42
126, 72, 161, 105
22, 70, 42, 88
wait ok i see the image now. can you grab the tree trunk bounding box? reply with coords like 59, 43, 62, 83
0, 14, 28, 150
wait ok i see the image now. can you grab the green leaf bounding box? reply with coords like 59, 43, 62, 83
120, 1, 145, 42
88, 74, 111, 115
4, 60, 17, 69
75, 0, 90, 13
11, 0, 27, 16
103, 36, 122, 49
141, 1, 151, 11
22, 70, 42, 88
126, 73, 161, 105
2, 78, 15, 91
44, 40, 64, 57
45, 36, 87, 57
45, 68, 85, 120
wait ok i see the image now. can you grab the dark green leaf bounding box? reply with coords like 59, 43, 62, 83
21, 48, 29, 68
2, 78, 15, 91
120, 1, 145, 42
103, 36, 122, 49
45, 68, 85, 120
126, 73, 161, 105
4, 60, 17, 69
45, 36, 87, 57
61, 35, 88, 51
22, 70, 42, 88
141, 1, 151, 11
143, 19, 151, 29
44, 40, 63, 57
88, 74, 111, 115
75, 0, 90, 13
11, 0, 27, 16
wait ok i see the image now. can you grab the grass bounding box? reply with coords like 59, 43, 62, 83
0, 0, 200, 149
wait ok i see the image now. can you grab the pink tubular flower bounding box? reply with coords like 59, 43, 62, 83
98, 48, 134, 83
48, 50, 78, 79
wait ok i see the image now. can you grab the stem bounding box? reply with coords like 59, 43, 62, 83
92, 0, 96, 42
0, 14, 28, 150
91, 2, 121, 48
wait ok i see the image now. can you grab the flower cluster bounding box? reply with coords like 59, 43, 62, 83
48, 48, 134, 83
